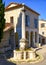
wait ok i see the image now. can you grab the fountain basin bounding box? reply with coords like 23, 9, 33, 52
14, 49, 36, 60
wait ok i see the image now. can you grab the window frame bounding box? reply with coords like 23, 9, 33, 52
41, 23, 45, 28
10, 16, 13, 23
34, 18, 38, 28
25, 15, 30, 27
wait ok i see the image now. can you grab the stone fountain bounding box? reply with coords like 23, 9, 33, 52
13, 7, 36, 61
13, 38, 36, 61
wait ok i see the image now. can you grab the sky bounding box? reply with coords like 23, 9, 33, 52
3, 0, 46, 20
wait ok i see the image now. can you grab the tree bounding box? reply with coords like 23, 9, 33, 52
0, 0, 5, 42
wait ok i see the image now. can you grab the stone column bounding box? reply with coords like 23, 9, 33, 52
33, 32, 35, 47
24, 51, 26, 60
29, 31, 30, 47
22, 10, 25, 39
37, 32, 39, 43
19, 9, 28, 50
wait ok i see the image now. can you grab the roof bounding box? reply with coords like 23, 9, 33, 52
5, 2, 21, 8
3, 23, 13, 32
5, 2, 40, 15
5, 2, 22, 11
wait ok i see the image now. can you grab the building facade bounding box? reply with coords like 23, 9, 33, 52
0, 2, 39, 50
39, 19, 46, 45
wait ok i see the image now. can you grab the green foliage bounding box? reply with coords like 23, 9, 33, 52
0, 0, 5, 42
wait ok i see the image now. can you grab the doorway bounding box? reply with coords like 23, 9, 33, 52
15, 32, 19, 49
42, 38, 45, 45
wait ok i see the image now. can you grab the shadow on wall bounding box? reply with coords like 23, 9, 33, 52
4, 13, 22, 59
6, 13, 22, 59
15, 13, 22, 49
5, 13, 22, 58
39, 34, 46, 46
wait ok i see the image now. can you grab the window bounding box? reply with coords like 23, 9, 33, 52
34, 19, 38, 28
25, 15, 30, 26
41, 23, 45, 27
10, 16, 13, 23
42, 32, 44, 34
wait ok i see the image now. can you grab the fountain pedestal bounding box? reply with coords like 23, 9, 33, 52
19, 38, 28, 50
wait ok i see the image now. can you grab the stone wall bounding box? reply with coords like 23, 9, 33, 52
0, 31, 10, 48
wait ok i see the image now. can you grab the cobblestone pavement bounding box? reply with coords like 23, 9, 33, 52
0, 45, 46, 65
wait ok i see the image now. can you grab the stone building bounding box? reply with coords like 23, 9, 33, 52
0, 2, 39, 51
39, 19, 46, 45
